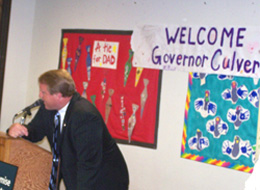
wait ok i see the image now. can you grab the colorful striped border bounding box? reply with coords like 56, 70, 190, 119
180, 72, 254, 173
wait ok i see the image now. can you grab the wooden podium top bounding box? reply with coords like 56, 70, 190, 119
0, 131, 52, 190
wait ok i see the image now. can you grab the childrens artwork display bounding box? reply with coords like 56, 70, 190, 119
58, 29, 162, 148
181, 73, 260, 173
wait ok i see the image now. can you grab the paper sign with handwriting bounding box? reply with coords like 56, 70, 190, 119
92, 41, 119, 69
131, 25, 260, 78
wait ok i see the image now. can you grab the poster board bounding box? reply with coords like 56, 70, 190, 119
58, 29, 162, 148
181, 73, 259, 173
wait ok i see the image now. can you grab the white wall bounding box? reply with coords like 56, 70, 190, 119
2, 0, 259, 189
0, 0, 35, 129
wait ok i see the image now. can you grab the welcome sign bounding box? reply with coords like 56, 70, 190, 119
131, 25, 260, 78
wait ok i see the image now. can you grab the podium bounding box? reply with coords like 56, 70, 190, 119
0, 132, 52, 190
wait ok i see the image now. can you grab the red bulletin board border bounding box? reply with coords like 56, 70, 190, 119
58, 29, 162, 149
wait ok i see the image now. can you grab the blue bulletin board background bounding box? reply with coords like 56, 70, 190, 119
181, 73, 259, 173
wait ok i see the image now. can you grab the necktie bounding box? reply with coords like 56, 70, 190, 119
49, 112, 60, 190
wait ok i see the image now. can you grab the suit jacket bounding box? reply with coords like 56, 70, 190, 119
24, 92, 129, 190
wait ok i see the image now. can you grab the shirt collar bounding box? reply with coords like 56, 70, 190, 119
57, 101, 70, 132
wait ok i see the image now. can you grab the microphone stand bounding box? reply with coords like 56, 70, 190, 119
12, 109, 32, 124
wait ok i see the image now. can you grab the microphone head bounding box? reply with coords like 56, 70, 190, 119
33, 99, 43, 107
14, 99, 43, 118
23, 99, 43, 113
23, 99, 43, 115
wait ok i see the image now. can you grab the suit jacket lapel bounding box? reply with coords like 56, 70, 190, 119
57, 92, 79, 151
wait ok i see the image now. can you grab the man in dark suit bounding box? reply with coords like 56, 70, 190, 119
7, 69, 129, 190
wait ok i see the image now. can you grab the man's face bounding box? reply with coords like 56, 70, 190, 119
39, 83, 60, 110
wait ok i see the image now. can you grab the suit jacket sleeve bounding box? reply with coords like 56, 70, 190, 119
23, 106, 54, 143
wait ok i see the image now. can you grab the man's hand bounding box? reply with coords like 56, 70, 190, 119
8, 123, 28, 138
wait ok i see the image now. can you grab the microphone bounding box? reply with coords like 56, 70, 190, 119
14, 99, 43, 117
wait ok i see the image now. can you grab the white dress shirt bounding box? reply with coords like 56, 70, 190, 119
57, 102, 70, 133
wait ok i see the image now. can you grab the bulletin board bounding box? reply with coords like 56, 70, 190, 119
58, 29, 162, 148
181, 73, 260, 173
